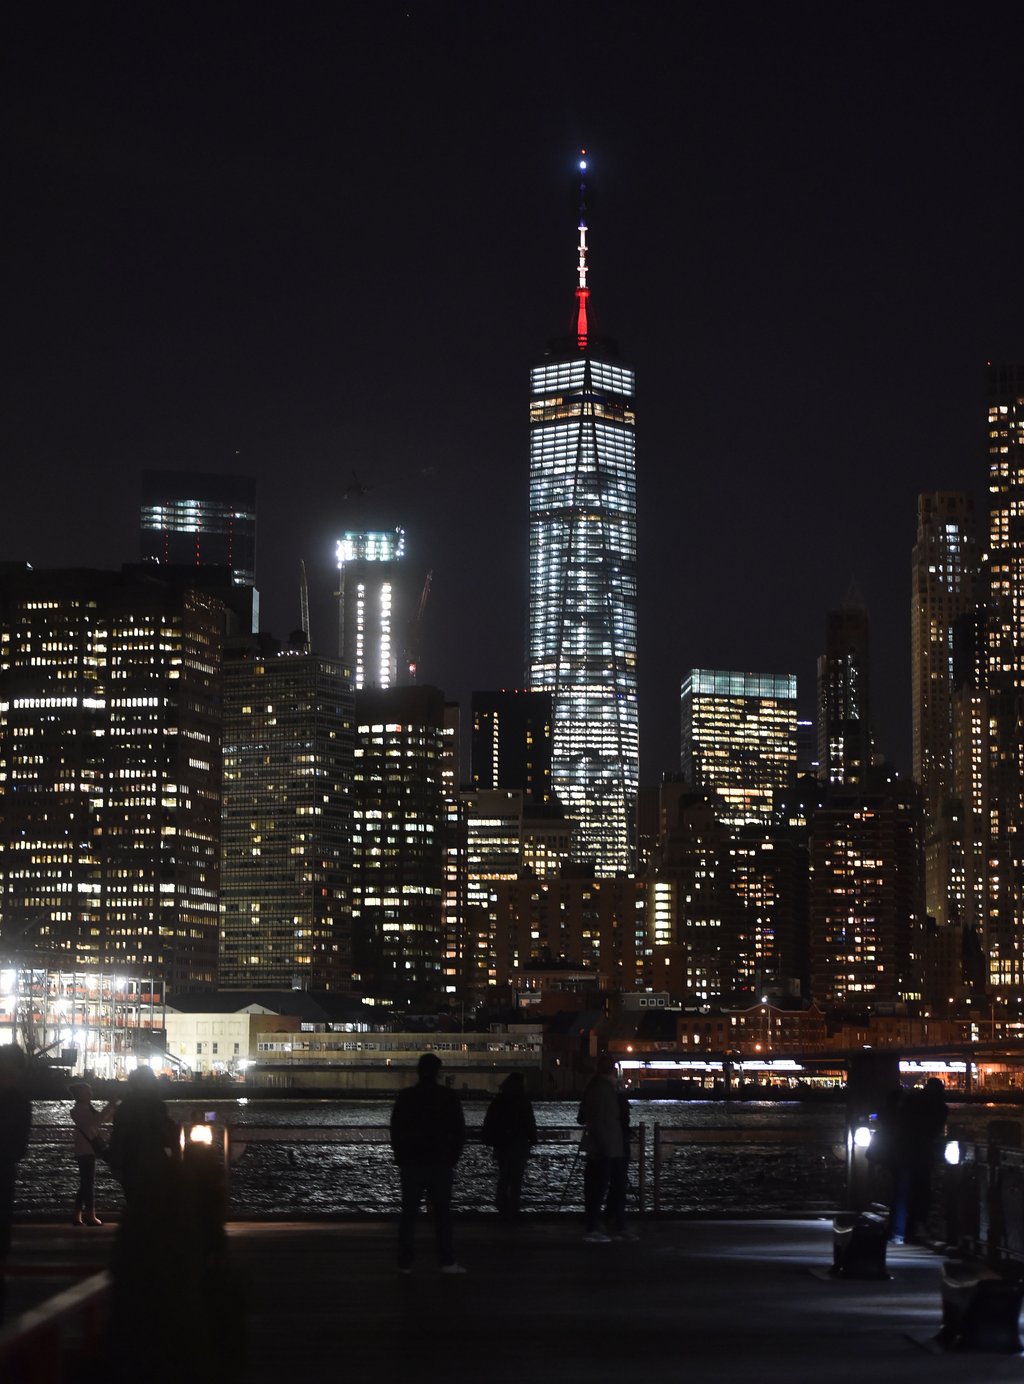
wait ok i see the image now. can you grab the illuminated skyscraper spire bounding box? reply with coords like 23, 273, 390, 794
528, 154, 639, 875
575, 151, 589, 351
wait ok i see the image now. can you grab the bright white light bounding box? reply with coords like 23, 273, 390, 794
853, 1126, 873, 1150
944, 1139, 961, 1166
189, 1124, 213, 1146
579, 159, 587, 170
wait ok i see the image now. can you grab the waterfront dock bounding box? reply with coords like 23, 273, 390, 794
5, 1216, 1024, 1382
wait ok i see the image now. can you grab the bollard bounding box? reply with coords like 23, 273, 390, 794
938, 1260, 1024, 1352
831, 1211, 890, 1280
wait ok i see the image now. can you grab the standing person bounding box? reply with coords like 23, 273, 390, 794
389, 1053, 466, 1274
69, 1081, 116, 1226
106, 1065, 179, 1209
106, 1067, 183, 1384
0, 1046, 32, 1321
603, 1087, 636, 1240
577, 1054, 626, 1244
481, 1072, 537, 1222
901, 1077, 948, 1244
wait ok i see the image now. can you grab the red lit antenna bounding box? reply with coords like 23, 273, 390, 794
575, 150, 589, 352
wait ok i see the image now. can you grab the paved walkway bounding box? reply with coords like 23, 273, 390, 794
7, 1217, 1024, 1382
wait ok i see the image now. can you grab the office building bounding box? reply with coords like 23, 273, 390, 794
219, 645, 354, 991
528, 157, 638, 875
140, 470, 258, 631
680, 670, 798, 826
0, 564, 223, 989
336, 528, 408, 690
462, 789, 524, 997
351, 685, 446, 1006
817, 599, 872, 786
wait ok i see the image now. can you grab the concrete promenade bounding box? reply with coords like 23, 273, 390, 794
7, 1217, 1024, 1382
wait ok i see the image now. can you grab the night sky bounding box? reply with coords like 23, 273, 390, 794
4, 3, 1024, 782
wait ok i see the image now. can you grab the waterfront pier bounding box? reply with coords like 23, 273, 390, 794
2, 1217, 1021, 1383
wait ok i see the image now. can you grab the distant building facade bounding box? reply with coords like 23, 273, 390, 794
471, 689, 553, 806
219, 646, 354, 991
140, 470, 258, 631
680, 669, 798, 826
817, 600, 872, 787
809, 784, 925, 1007
336, 528, 408, 690
351, 686, 446, 1006
911, 492, 978, 926
0, 564, 223, 989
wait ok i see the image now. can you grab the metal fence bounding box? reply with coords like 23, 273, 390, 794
20, 1120, 849, 1219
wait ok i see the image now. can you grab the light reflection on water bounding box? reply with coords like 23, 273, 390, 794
20, 1098, 1017, 1218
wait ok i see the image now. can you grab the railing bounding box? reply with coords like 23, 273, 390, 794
0, 1270, 109, 1384
943, 1127, 1024, 1265
18, 1121, 847, 1219
652, 1122, 846, 1214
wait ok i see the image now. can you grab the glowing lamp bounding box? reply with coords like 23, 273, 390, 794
853, 1126, 873, 1150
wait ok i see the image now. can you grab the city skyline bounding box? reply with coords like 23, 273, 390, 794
4, 5, 1024, 783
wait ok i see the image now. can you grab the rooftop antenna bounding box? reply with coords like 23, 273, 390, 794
575, 150, 589, 352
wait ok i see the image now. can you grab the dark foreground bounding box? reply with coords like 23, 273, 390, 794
6, 1217, 1024, 1382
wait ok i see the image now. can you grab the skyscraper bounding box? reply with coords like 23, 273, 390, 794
809, 784, 925, 1007
0, 564, 223, 989
219, 645, 354, 990
910, 492, 978, 925
981, 364, 1024, 992
336, 528, 408, 690
140, 470, 258, 631
527, 155, 638, 875
680, 669, 798, 826
351, 685, 446, 1006
817, 598, 872, 786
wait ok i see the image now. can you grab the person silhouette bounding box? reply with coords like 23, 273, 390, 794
482, 1072, 537, 1221
68, 1081, 116, 1226
389, 1053, 466, 1273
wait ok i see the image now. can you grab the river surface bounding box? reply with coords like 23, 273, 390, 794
22, 1097, 1018, 1219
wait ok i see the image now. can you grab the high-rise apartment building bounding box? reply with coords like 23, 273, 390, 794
817, 599, 872, 786
911, 493, 978, 925
809, 784, 925, 1006
912, 493, 978, 809
336, 529, 408, 691
527, 157, 638, 876
0, 565, 223, 989
351, 685, 445, 1006
219, 645, 354, 990
680, 670, 798, 826
982, 364, 1024, 992
140, 471, 258, 632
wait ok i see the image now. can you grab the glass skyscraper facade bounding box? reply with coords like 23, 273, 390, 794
680, 669, 798, 827
527, 169, 638, 875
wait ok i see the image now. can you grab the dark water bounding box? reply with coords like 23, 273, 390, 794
23, 1098, 1015, 1219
